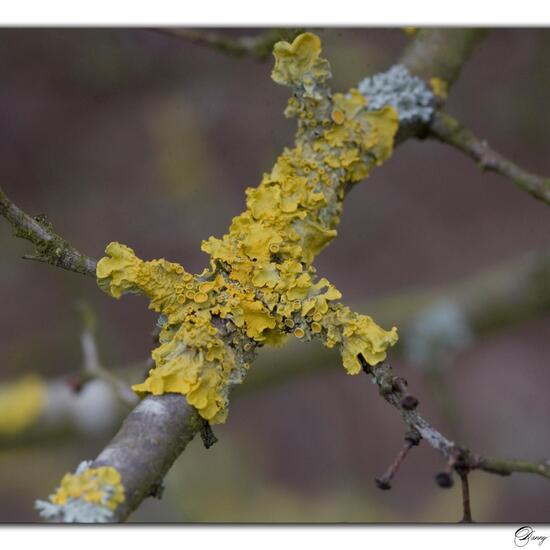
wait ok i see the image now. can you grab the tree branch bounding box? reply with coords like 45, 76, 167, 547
401, 31, 550, 207
478, 456, 550, 479
151, 28, 303, 61
399, 28, 488, 87
429, 110, 550, 206
458, 470, 473, 522
10, 28, 544, 522
0, 186, 97, 276
359, 356, 550, 489
1, 248, 546, 451
91, 394, 201, 521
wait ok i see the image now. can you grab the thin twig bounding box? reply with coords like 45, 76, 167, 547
375, 431, 421, 490
151, 28, 303, 62
476, 456, 550, 479
0, 186, 97, 276
458, 470, 473, 523
429, 110, 550, 206
358, 355, 550, 495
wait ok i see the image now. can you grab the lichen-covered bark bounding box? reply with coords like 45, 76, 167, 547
39, 27, 550, 523
94, 33, 401, 426
238, 250, 550, 391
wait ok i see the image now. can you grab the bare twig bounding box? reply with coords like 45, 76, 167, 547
429, 110, 550, 206
358, 354, 550, 521
151, 28, 303, 61
458, 470, 473, 523
0, 186, 97, 276
375, 431, 421, 490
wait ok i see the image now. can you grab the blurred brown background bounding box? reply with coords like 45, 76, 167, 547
0, 28, 549, 522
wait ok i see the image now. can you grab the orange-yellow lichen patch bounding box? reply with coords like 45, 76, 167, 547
50, 466, 125, 511
0, 375, 45, 435
430, 76, 448, 100
96, 32, 399, 425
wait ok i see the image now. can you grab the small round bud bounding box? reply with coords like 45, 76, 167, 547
375, 478, 392, 490
435, 472, 454, 488
401, 395, 419, 410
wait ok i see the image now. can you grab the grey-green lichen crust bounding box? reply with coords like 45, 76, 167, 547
358, 65, 434, 123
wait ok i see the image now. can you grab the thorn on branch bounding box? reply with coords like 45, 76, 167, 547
357, 353, 371, 375
200, 421, 218, 449
146, 479, 165, 500
375, 431, 421, 490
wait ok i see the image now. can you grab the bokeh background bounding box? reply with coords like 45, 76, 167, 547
0, 28, 549, 523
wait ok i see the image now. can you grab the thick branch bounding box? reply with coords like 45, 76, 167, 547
92, 394, 202, 521
0, 186, 97, 276
429, 111, 550, 206
399, 28, 487, 87
400, 32, 550, 207
393, 29, 487, 144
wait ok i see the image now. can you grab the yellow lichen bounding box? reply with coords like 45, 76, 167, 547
96, 33, 399, 424
0, 375, 45, 435
50, 466, 125, 511
271, 32, 330, 89
430, 76, 448, 100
